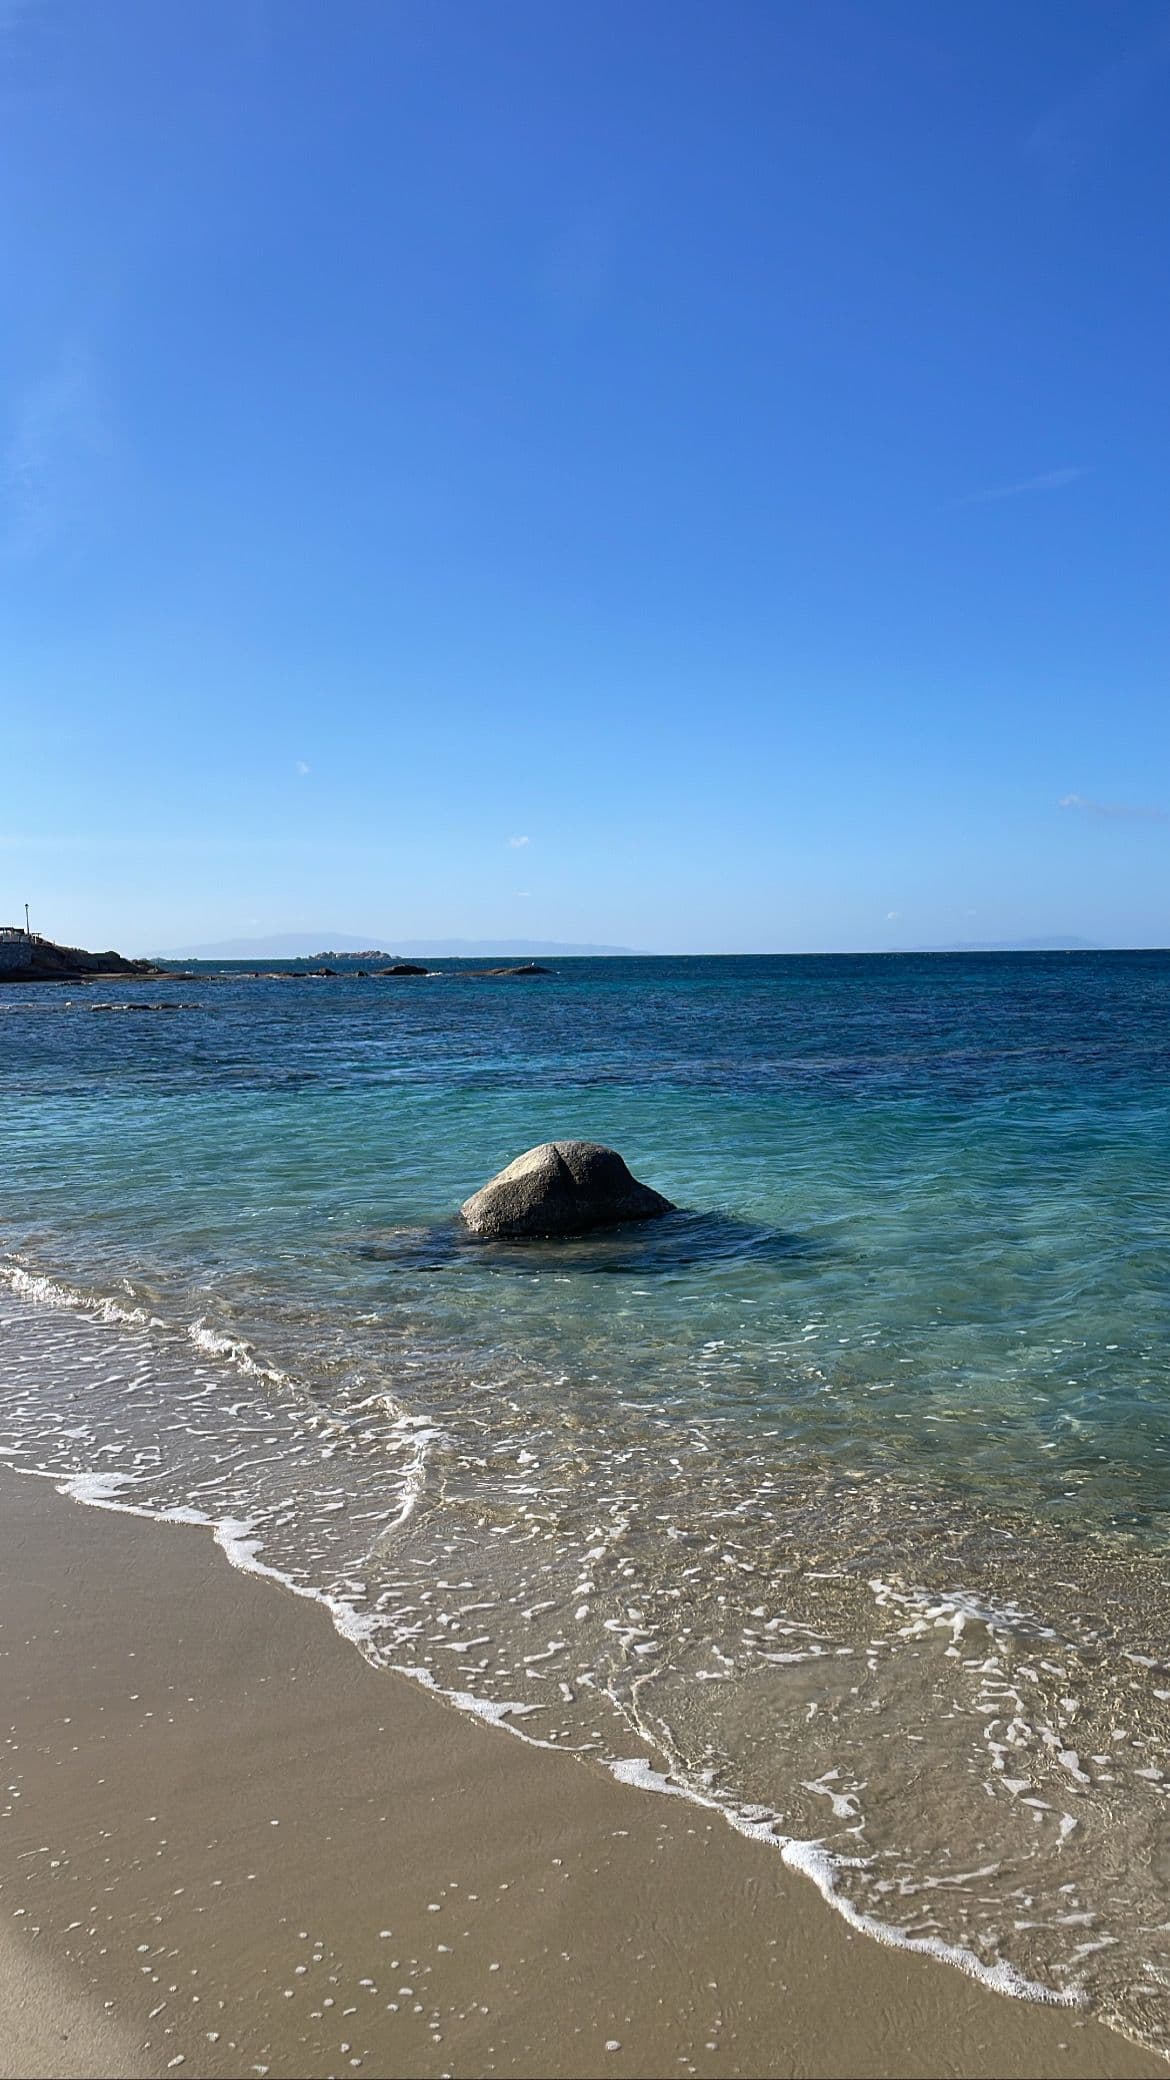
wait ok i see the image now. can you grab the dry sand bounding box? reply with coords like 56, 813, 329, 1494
0, 1465, 1162, 2079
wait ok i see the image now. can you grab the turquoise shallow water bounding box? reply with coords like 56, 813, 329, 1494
3, 953, 1170, 2045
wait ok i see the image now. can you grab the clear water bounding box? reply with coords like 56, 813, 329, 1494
3, 954, 1170, 2046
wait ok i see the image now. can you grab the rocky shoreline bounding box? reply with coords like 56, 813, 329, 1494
0, 934, 556, 984
0, 933, 161, 985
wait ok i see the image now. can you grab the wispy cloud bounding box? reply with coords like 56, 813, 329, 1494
3, 346, 108, 557
954, 466, 1088, 509
507, 835, 530, 849
295, 760, 311, 777
1060, 794, 1167, 824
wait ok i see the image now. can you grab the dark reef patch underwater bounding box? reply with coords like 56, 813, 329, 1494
355, 1205, 823, 1276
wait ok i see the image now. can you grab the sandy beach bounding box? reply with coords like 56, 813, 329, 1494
0, 1466, 1161, 2080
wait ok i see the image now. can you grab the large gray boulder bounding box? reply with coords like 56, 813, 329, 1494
460, 1140, 675, 1239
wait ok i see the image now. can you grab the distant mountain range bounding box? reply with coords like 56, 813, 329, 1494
150, 931, 1118, 962
152, 932, 643, 959
910, 936, 1102, 953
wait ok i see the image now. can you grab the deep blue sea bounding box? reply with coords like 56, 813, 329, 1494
3, 953, 1170, 2048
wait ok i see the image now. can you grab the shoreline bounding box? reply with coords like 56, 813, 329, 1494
0, 1465, 1162, 2079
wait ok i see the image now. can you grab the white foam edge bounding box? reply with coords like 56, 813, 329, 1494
29, 1459, 1086, 2016
3, 1262, 154, 1331
3, 1262, 295, 1403
1, 1258, 418, 1439
22, 1466, 381, 1649
2, 1270, 1087, 2022
606, 1757, 1083, 2007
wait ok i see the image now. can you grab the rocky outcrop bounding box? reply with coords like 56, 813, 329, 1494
460, 1141, 675, 1239
0, 934, 160, 985
377, 963, 429, 976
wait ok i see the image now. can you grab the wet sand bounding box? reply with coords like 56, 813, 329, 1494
0, 1466, 1162, 2079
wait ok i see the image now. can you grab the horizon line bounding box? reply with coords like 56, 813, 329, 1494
142, 943, 1170, 961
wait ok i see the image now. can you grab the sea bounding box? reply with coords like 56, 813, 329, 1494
3, 952, 1170, 2050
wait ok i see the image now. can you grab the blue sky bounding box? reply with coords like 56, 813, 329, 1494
3, 0, 1168, 952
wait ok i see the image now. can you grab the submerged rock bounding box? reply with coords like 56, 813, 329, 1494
460, 962, 552, 977
377, 962, 429, 976
460, 1140, 675, 1239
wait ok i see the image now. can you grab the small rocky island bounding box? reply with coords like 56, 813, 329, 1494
461, 1141, 675, 1238
0, 928, 160, 985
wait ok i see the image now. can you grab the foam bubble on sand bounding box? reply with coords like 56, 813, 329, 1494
395, 1665, 543, 1733
57, 1469, 148, 1507
868, 1576, 1060, 1646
